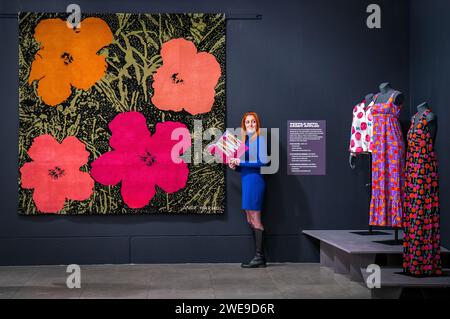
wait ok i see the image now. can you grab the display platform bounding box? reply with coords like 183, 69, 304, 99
303, 230, 450, 282
360, 268, 450, 299
351, 231, 391, 236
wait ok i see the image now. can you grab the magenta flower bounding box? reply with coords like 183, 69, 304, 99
90, 112, 191, 208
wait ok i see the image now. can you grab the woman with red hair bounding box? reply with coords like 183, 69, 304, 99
229, 112, 268, 268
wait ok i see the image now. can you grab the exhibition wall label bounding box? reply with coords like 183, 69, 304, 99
287, 120, 326, 175
18, 13, 226, 215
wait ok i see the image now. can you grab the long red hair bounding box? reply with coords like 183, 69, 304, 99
241, 112, 261, 143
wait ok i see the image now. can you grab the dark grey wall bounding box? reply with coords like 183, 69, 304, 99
0, 0, 412, 265
410, 0, 450, 251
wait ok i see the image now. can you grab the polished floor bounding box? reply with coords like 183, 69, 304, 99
0, 263, 371, 299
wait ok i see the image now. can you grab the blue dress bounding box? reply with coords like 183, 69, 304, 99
236, 134, 268, 210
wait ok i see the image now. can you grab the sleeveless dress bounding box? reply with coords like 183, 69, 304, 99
349, 100, 374, 153
369, 93, 405, 227
403, 109, 441, 276
236, 134, 267, 211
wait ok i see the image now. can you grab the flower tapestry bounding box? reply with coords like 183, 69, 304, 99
18, 13, 226, 215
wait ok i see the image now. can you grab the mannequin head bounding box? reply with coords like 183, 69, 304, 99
417, 102, 429, 110
379, 82, 392, 93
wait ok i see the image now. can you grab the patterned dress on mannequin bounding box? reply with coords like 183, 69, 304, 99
403, 109, 441, 276
369, 93, 405, 227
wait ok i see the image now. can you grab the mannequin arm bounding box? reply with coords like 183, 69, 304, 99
349, 153, 357, 169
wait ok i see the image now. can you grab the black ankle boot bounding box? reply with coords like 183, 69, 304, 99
241, 229, 266, 268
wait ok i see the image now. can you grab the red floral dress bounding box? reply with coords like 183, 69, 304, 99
403, 110, 441, 276
369, 93, 405, 227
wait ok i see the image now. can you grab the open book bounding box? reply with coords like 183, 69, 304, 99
208, 130, 248, 164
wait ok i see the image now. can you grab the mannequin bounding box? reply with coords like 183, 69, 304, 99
349, 93, 374, 169
413, 102, 437, 143
349, 93, 375, 235
374, 82, 404, 105
403, 102, 441, 276
371, 82, 405, 242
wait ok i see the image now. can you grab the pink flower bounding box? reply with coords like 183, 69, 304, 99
20, 134, 94, 213
90, 112, 191, 208
151, 38, 221, 115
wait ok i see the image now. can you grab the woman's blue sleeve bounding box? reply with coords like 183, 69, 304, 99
239, 136, 268, 168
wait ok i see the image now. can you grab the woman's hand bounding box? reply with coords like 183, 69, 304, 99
231, 158, 241, 166
228, 162, 236, 170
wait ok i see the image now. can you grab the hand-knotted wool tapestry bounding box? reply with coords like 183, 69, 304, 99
18, 13, 226, 215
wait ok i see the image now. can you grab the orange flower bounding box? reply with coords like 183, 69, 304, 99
28, 17, 113, 106
151, 38, 221, 115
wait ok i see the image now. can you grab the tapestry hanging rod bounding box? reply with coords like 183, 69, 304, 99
0, 13, 262, 20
